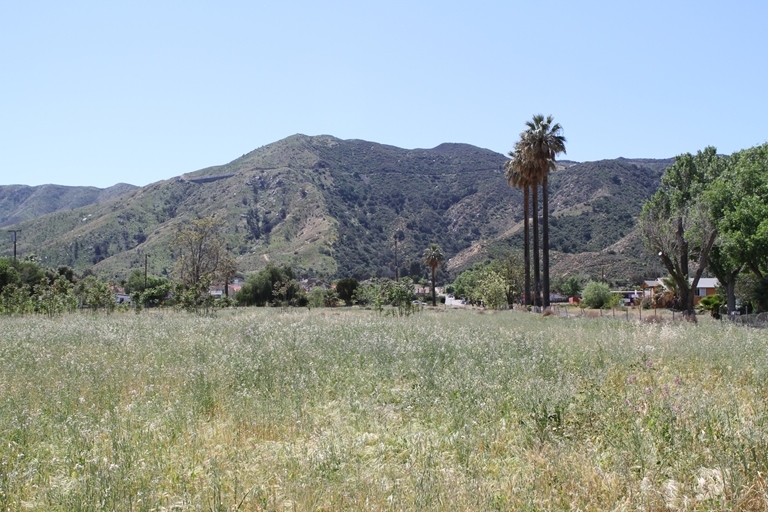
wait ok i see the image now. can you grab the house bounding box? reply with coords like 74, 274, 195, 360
693, 278, 719, 303
642, 277, 719, 307
611, 290, 642, 306
642, 280, 662, 300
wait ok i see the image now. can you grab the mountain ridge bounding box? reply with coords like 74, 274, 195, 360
0, 135, 672, 285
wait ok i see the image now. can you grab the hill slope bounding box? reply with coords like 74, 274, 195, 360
0, 135, 671, 284
0, 183, 137, 227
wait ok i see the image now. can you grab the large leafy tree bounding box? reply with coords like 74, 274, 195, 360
506, 115, 566, 308
422, 243, 444, 306
236, 263, 295, 306
171, 217, 236, 294
335, 277, 359, 306
706, 143, 768, 314
640, 147, 726, 317
714, 144, 768, 279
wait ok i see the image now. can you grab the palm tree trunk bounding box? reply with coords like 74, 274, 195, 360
542, 173, 550, 309
532, 182, 541, 308
431, 267, 436, 306
523, 185, 531, 306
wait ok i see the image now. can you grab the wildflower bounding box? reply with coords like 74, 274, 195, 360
627, 374, 637, 384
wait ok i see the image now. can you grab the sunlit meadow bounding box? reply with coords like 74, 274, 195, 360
1, 308, 767, 510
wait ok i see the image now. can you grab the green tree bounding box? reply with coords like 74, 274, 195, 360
477, 269, 508, 309
452, 266, 482, 304
125, 269, 171, 306
272, 277, 307, 308
422, 243, 444, 306
640, 147, 725, 317
0, 258, 20, 294
486, 252, 525, 305
74, 275, 115, 313
384, 278, 417, 316
581, 281, 612, 309
236, 264, 295, 306
352, 279, 386, 311
558, 275, 583, 299
171, 217, 236, 293
708, 143, 768, 311
335, 277, 359, 306
307, 286, 326, 308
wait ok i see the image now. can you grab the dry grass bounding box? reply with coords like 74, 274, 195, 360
0, 308, 766, 510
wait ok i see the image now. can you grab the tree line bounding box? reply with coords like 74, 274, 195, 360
640, 143, 768, 318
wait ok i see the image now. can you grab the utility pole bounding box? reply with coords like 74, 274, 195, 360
8, 230, 21, 261
144, 254, 150, 290
394, 233, 399, 281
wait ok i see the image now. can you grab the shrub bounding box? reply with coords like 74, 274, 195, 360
697, 295, 723, 319
581, 281, 612, 309
335, 277, 359, 306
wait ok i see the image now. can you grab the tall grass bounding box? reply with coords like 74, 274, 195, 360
0, 309, 767, 510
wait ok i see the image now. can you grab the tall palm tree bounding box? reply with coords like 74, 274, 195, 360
504, 151, 531, 306
505, 149, 533, 306
518, 115, 566, 309
422, 243, 444, 306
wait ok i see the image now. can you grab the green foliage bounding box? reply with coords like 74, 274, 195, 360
308, 286, 326, 308
557, 275, 583, 298
452, 253, 524, 307
0, 257, 116, 315
125, 269, 172, 306
422, 243, 444, 306
352, 279, 384, 308
272, 277, 307, 308
709, 143, 768, 278
734, 274, 768, 313
452, 266, 481, 303
383, 277, 417, 316
74, 276, 115, 313
172, 217, 236, 292
174, 276, 215, 314
236, 264, 295, 306
697, 295, 723, 319
640, 147, 726, 315
323, 288, 339, 307
476, 270, 507, 309
0, 258, 20, 293
581, 281, 612, 309
335, 277, 359, 306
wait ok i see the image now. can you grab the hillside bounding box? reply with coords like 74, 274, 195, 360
0, 183, 137, 227
0, 135, 672, 284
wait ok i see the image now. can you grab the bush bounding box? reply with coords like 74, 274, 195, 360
697, 295, 723, 319
236, 264, 295, 306
335, 278, 359, 306
581, 281, 612, 309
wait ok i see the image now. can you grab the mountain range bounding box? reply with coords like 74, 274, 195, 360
0, 135, 673, 285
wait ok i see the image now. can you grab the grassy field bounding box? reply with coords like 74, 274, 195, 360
1, 308, 767, 510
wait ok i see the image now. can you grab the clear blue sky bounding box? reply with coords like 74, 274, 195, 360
2, 1, 766, 188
